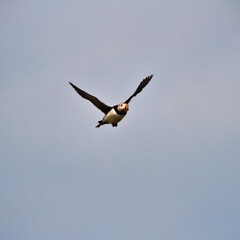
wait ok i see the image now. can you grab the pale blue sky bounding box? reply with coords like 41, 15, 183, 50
1, 1, 240, 240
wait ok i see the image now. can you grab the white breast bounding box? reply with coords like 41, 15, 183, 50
102, 108, 126, 124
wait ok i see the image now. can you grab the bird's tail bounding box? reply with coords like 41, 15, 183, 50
96, 120, 103, 128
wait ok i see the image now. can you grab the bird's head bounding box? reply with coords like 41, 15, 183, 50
117, 102, 129, 113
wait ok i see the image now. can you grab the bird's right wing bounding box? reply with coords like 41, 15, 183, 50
69, 82, 112, 114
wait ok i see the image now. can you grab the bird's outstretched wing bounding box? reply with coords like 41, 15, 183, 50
69, 82, 112, 114
125, 75, 153, 104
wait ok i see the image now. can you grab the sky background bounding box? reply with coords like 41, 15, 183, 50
1, 0, 240, 239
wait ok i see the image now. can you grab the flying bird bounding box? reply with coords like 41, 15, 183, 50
69, 75, 153, 128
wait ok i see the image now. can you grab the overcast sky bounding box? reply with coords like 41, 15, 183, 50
1, 1, 240, 240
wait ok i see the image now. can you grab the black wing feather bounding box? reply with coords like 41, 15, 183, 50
125, 75, 153, 104
69, 82, 112, 114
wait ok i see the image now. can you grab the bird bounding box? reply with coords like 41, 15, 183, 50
69, 75, 153, 128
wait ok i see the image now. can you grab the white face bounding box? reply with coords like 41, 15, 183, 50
117, 103, 129, 113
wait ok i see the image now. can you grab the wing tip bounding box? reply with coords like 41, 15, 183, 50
143, 74, 153, 83
148, 74, 153, 80
143, 74, 153, 84
69, 82, 78, 90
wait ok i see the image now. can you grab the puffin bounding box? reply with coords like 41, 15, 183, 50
69, 75, 153, 128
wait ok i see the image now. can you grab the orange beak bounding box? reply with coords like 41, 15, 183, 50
125, 103, 129, 111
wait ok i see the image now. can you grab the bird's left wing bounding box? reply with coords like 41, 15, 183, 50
125, 75, 153, 104
69, 82, 112, 114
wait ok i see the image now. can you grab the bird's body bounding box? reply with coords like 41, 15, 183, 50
97, 106, 127, 128
69, 75, 153, 128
